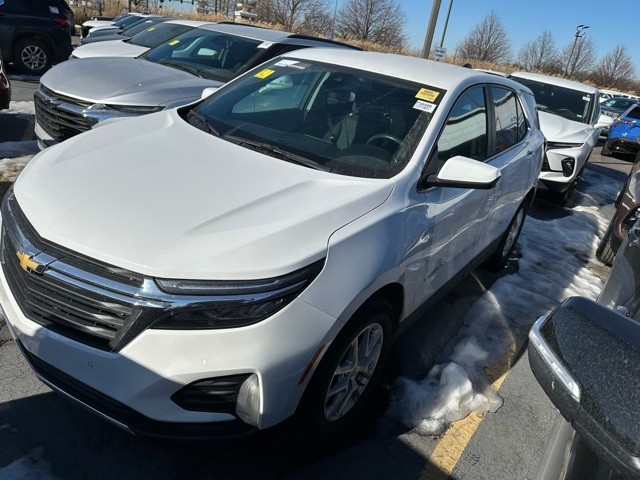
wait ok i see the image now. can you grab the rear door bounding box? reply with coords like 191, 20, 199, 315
475, 85, 542, 253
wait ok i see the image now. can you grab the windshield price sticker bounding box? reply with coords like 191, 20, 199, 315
258, 41, 275, 49
168, 39, 180, 46
416, 88, 440, 102
147, 27, 156, 32
254, 69, 276, 79
413, 100, 436, 113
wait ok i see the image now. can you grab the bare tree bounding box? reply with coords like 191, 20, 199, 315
560, 36, 596, 79
590, 44, 636, 90
456, 11, 511, 64
517, 30, 558, 71
255, 0, 330, 31
194, 0, 235, 16
337, 0, 407, 48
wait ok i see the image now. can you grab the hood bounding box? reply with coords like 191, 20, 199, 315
83, 20, 113, 28
14, 111, 393, 280
41, 58, 223, 107
539, 111, 593, 143
73, 40, 148, 59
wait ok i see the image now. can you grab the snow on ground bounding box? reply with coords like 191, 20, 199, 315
4, 101, 35, 117
384, 168, 622, 437
0, 448, 59, 480
0, 102, 37, 181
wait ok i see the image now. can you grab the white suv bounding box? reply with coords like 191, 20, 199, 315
0, 49, 544, 440
509, 72, 608, 204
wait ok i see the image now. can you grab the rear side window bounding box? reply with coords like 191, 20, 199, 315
516, 101, 527, 141
492, 87, 519, 153
432, 86, 488, 174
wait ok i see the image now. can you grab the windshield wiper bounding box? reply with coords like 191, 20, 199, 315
225, 135, 331, 172
158, 59, 203, 78
187, 110, 221, 137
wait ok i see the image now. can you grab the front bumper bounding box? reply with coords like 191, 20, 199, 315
607, 138, 640, 156
540, 143, 592, 188
0, 239, 339, 435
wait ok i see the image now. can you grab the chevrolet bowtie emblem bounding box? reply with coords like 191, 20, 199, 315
16, 251, 46, 274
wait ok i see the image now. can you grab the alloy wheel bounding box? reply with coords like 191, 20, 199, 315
502, 209, 525, 257
323, 323, 384, 422
21, 45, 47, 72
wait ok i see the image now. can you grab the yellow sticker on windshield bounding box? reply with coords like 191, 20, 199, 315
147, 27, 156, 31
168, 39, 180, 46
416, 88, 440, 102
254, 69, 275, 79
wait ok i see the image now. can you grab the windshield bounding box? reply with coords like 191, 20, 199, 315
509, 76, 594, 124
122, 18, 166, 37
115, 15, 146, 29
187, 59, 433, 179
625, 106, 640, 120
130, 22, 193, 48
112, 13, 133, 22
602, 97, 637, 111
143, 28, 263, 82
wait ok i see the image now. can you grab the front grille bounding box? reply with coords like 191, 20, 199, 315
1, 192, 152, 351
34, 86, 96, 142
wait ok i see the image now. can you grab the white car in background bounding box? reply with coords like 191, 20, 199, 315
1, 50, 544, 440
510, 72, 609, 204
71, 20, 211, 59
81, 12, 145, 38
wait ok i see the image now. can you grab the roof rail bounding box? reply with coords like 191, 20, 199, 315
216, 21, 267, 29
287, 34, 362, 50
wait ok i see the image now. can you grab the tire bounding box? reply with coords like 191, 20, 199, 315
552, 181, 576, 206
596, 216, 617, 266
291, 298, 395, 445
601, 141, 612, 157
484, 201, 528, 272
13, 37, 52, 76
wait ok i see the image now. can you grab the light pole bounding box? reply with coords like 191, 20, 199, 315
330, 0, 339, 39
422, 0, 442, 59
438, 0, 454, 49
564, 24, 589, 78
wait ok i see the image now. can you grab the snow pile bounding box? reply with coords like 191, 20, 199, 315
385, 168, 620, 436
0, 448, 59, 480
4, 101, 35, 117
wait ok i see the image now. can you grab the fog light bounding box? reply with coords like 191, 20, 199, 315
561, 158, 575, 177
236, 374, 261, 426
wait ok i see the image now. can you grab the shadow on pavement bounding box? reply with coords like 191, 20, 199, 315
0, 112, 35, 143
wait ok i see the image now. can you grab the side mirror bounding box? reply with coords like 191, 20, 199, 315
424, 155, 501, 189
594, 114, 613, 130
529, 297, 640, 478
200, 87, 218, 100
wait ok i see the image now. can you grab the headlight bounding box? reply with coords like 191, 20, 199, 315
91, 104, 165, 115
152, 259, 325, 329
546, 141, 582, 150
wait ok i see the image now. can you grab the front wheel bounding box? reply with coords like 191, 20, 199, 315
292, 299, 394, 444
484, 202, 528, 271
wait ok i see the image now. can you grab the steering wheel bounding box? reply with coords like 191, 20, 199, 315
366, 133, 403, 148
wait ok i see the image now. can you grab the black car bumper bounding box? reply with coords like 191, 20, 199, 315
607, 138, 640, 155
15, 339, 258, 440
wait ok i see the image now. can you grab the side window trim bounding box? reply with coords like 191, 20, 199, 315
418, 84, 490, 191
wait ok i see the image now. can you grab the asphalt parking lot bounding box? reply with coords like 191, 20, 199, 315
0, 76, 633, 480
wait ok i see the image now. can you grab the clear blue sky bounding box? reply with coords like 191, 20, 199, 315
163, 0, 635, 70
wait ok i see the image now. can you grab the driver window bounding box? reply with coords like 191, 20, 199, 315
432, 86, 487, 175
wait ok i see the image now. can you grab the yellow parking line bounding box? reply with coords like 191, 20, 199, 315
419, 337, 526, 480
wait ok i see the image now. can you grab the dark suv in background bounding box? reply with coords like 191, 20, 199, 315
0, 0, 73, 75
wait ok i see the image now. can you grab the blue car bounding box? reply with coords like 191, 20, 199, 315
602, 104, 640, 157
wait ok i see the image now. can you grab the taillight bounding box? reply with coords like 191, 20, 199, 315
52, 18, 70, 27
